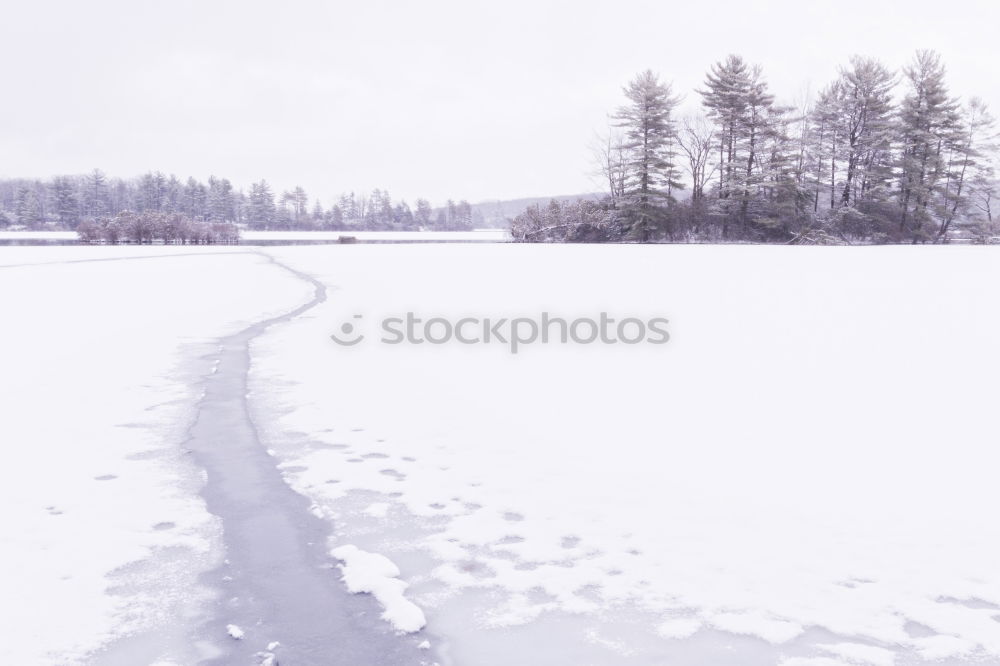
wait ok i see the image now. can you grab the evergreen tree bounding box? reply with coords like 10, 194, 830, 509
414, 198, 433, 228
836, 57, 896, 207
207, 176, 235, 222
937, 98, 996, 241
15, 185, 43, 227
183, 177, 208, 219
897, 50, 961, 241
615, 69, 681, 240
50, 176, 80, 228
83, 169, 110, 218
138, 171, 167, 212
701, 55, 752, 206
699, 56, 774, 235
247, 180, 276, 229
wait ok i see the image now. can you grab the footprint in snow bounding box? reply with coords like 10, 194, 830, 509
379, 468, 406, 480
561, 536, 581, 549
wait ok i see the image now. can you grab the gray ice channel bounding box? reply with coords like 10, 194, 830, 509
95, 253, 434, 665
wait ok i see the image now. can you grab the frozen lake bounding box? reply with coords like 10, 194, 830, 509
1, 244, 999, 665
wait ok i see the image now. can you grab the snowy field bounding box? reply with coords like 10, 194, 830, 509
2, 244, 999, 665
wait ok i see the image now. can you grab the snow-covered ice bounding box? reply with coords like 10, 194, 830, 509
3, 243, 1000, 665
0, 248, 310, 664
249, 244, 1000, 664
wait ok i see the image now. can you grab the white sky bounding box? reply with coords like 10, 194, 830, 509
1, 0, 997, 206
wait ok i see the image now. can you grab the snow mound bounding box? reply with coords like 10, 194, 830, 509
331, 544, 426, 633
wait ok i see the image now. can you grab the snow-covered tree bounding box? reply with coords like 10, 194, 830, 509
897, 50, 962, 241
49, 176, 79, 228
247, 180, 276, 229
615, 69, 682, 240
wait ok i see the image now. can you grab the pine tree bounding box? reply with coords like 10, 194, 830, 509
897, 50, 961, 241
292, 186, 309, 223
809, 81, 847, 213
328, 204, 344, 229
338, 193, 358, 224
937, 98, 996, 241
138, 171, 167, 212
15, 185, 43, 227
50, 176, 80, 228
700, 55, 752, 205
247, 180, 276, 229
183, 177, 207, 219
207, 176, 235, 222
164, 175, 183, 214
83, 169, 110, 218
735, 66, 775, 232
414, 198, 433, 228
836, 57, 895, 207
615, 69, 681, 241
700, 56, 773, 236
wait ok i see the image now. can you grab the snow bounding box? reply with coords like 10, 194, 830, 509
0, 248, 312, 664
4, 243, 1000, 664
817, 642, 895, 666
364, 502, 391, 518
241, 230, 510, 242
248, 244, 1000, 664
780, 659, 852, 666
0, 230, 78, 240
331, 544, 427, 633
656, 617, 701, 639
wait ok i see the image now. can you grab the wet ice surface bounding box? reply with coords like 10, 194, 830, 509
176, 258, 432, 665
251, 244, 1000, 665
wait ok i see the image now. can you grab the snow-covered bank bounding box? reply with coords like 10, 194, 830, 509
241, 230, 510, 242
250, 244, 1000, 664
0, 249, 311, 664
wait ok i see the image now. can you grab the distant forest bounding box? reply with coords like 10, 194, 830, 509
0, 173, 487, 233
2, 51, 996, 245
514, 50, 998, 244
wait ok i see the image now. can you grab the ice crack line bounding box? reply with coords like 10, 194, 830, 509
183, 252, 431, 665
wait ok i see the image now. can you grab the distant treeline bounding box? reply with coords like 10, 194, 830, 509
77, 211, 239, 244
514, 50, 998, 244
0, 172, 482, 232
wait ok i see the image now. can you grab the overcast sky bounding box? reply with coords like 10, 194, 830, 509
1, 0, 997, 205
